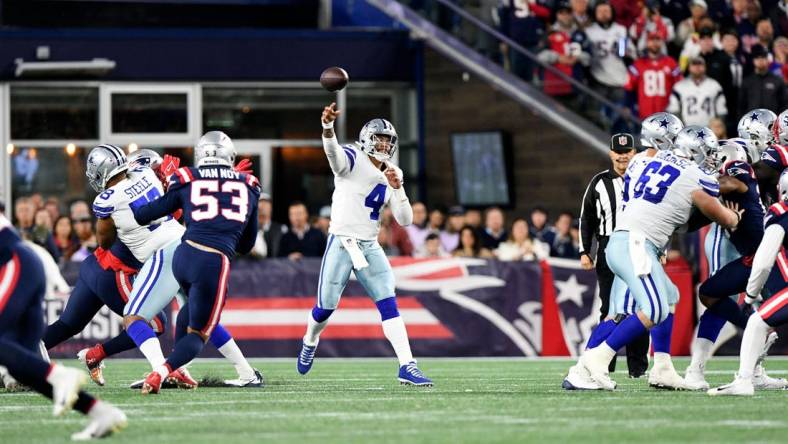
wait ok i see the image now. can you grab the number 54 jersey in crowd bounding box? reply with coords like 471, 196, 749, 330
329, 144, 396, 241
619, 150, 719, 248
93, 167, 185, 263
133, 166, 260, 257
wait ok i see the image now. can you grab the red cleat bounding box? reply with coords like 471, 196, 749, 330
141, 372, 162, 395
167, 368, 198, 390
77, 345, 107, 386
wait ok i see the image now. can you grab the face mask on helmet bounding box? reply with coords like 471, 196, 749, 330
779, 170, 788, 203
738, 109, 777, 154
774, 110, 788, 146
674, 125, 718, 172
86, 144, 128, 193
359, 119, 398, 161
641, 112, 684, 151
712, 141, 748, 173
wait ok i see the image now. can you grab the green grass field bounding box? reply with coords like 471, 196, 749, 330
1, 358, 787, 443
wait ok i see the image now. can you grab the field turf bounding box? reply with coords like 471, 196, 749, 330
1, 358, 787, 443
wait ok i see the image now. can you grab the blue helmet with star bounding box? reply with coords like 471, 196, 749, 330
641, 112, 684, 150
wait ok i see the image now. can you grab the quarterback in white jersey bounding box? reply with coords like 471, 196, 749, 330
296, 103, 432, 386
579, 127, 741, 390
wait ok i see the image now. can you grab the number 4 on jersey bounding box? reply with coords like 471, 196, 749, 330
364, 184, 387, 221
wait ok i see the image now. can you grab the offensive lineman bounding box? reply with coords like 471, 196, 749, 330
296, 103, 432, 386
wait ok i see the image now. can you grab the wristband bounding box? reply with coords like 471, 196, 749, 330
322, 120, 334, 130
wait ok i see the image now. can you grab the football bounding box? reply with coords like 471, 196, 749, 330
320, 66, 349, 92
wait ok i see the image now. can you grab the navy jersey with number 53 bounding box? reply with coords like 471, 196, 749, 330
132, 166, 260, 257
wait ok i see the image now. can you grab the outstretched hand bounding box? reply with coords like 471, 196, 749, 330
322, 102, 341, 125
384, 164, 402, 189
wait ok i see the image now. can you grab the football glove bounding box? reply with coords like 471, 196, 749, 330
234, 158, 253, 175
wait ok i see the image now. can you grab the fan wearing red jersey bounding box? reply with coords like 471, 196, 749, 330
625, 33, 681, 120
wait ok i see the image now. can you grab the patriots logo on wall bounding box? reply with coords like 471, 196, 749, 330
545, 258, 599, 357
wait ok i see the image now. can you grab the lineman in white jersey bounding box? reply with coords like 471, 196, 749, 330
580, 126, 742, 390
296, 103, 432, 386
88, 145, 262, 388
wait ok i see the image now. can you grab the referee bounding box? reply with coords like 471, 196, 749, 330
578, 133, 648, 377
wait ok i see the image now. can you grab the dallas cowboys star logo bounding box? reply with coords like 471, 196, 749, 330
750, 112, 760, 121
696, 129, 707, 140
658, 118, 670, 128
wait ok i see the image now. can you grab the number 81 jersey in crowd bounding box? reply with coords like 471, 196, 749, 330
619, 150, 719, 248
93, 166, 186, 263
329, 143, 398, 241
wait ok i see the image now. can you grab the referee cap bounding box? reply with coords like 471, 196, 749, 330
610, 133, 635, 152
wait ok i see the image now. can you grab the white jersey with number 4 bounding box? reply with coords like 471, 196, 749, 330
329, 144, 397, 241
668, 77, 727, 127
92, 167, 185, 262
618, 150, 719, 248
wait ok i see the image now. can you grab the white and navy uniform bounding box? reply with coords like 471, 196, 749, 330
585, 22, 634, 88
668, 77, 727, 127
317, 135, 413, 309
607, 150, 719, 323
93, 166, 185, 320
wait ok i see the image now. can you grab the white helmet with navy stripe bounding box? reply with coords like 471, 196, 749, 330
780, 169, 788, 203
773, 109, 788, 146
674, 125, 718, 172
712, 138, 749, 172
358, 118, 398, 161
86, 144, 128, 193
641, 112, 683, 150
195, 131, 236, 168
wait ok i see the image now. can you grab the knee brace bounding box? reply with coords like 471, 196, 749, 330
375, 296, 400, 321
311, 307, 334, 323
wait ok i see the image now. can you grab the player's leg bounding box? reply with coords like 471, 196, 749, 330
298, 234, 352, 374
356, 241, 432, 386
697, 257, 751, 330
42, 261, 104, 350
646, 280, 690, 390
144, 244, 229, 394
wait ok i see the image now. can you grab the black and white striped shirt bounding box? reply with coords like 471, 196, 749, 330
579, 169, 624, 256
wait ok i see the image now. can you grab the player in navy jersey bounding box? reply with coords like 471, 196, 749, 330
710, 170, 788, 395
0, 215, 127, 439
131, 131, 260, 394
42, 239, 168, 386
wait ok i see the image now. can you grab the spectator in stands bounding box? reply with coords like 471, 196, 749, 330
529, 207, 551, 242
538, 3, 587, 103
71, 209, 97, 262
772, 36, 788, 80
251, 193, 286, 259
676, 0, 710, 48
314, 205, 331, 237
722, 29, 746, 130
709, 116, 728, 139
278, 202, 326, 260
69, 200, 90, 221
441, 206, 465, 253
29, 193, 43, 212
625, 32, 680, 120
44, 197, 61, 225
699, 27, 735, 107
479, 207, 507, 249
629, 1, 675, 53
585, 1, 635, 128
495, 218, 547, 261
379, 207, 414, 257
570, 0, 592, 30
768, 0, 788, 37
609, 0, 640, 28
406, 201, 430, 252
416, 232, 449, 258
669, 56, 727, 127
53, 215, 79, 262
428, 206, 446, 233
13, 196, 34, 235
464, 208, 482, 231
499, 0, 550, 82
678, 19, 720, 71
739, 44, 788, 115
722, 0, 758, 53
544, 212, 580, 259
31, 208, 59, 260
453, 225, 493, 258
756, 17, 775, 52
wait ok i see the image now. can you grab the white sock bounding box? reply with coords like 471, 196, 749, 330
739, 314, 770, 380
382, 316, 414, 366
653, 352, 672, 368
218, 339, 254, 379
688, 337, 714, 371
39, 341, 51, 364
139, 337, 166, 371
45, 364, 66, 384
154, 365, 170, 380
304, 314, 329, 346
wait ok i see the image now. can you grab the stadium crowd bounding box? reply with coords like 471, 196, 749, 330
433, 0, 788, 132
0, 193, 583, 265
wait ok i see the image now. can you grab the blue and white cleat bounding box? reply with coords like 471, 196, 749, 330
297, 341, 317, 375
398, 361, 433, 387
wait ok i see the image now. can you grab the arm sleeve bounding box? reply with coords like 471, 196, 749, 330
746, 224, 785, 296
323, 135, 353, 176
132, 184, 182, 226
390, 187, 413, 227
237, 198, 259, 255
578, 177, 598, 256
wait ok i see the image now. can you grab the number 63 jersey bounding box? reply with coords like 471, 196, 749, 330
619, 150, 720, 248
93, 167, 185, 263
329, 144, 396, 241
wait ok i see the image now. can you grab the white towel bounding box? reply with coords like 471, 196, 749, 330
628, 231, 652, 277
339, 236, 369, 270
